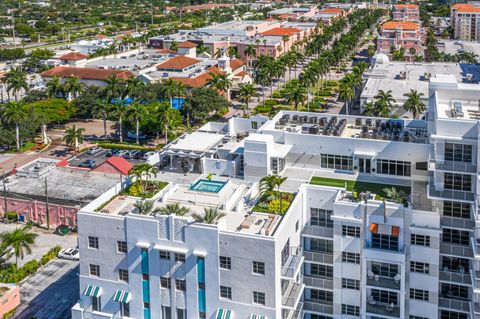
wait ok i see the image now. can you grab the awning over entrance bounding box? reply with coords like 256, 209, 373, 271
84, 285, 102, 297
113, 290, 131, 303
216, 308, 233, 319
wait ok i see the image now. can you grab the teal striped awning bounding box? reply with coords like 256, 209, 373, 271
113, 290, 131, 303
250, 315, 266, 319
216, 309, 232, 319
84, 285, 102, 297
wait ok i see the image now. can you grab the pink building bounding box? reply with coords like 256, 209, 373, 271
377, 21, 422, 55
393, 4, 420, 23
0, 284, 20, 318
316, 8, 346, 26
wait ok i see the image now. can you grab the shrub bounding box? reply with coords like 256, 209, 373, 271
41, 246, 62, 266
97, 143, 160, 151
23, 260, 39, 275
4, 212, 17, 222
267, 199, 291, 215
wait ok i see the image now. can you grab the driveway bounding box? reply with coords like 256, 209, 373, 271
15, 259, 79, 319
0, 223, 78, 267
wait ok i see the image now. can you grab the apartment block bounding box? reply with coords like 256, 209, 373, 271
377, 21, 422, 54
451, 3, 480, 41
393, 4, 420, 23
72, 74, 480, 319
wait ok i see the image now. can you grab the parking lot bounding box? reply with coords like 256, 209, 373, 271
68, 148, 152, 169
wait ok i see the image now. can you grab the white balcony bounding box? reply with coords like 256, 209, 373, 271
281, 247, 304, 279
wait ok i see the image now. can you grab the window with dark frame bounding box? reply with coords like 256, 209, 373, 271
342, 252, 360, 264
89, 264, 100, 277
309, 238, 333, 253
376, 159, 411, 176
88, 236, 99, 249
411, 234, 430, 246
444, 173, 472, 191
175, 253, 186, 263
342, 278, 360, 290
444, 143, 472, 163
117, 241, 127, 253
253, 291, 265, 305
443, 201, 470, 219
160, 277, 171, 289
219, 256, 231, 270
310, 264, 333, 278
252, 261, 265, 275
410, 288, 429, 301
442, 228, 470, 246
410, 261, 430, 274
220, 286, 232, 300
310, 208, 333, 227
118, 268, 129, 282
372, 233, 399, 251
341, 304, 360, 316
342, 225, 360, 237
175, 279, 186, 291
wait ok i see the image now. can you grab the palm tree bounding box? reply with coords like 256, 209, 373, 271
338, 75, 355, 115
238, 83, 257, 117
5, 68, 28, 102
192, 207, 226, 224
63, 76, 84, 100
196, 44, 209, 56
259, 175, 277, 199
126, 102, 149, 144
130, 163, 158, 192
159, 203, 190, 216
254, 69, 271, 108
0, 225, 37, 266
374, 89, 396, 118
104, 74, 123, 102
45, 76, 63, 98
383, 187, 407, 204
170, 40, 178, 51
111, 101, 127, 142
282, 35, 290, 55
1, 101, 28, 151
63, 125, 85, 153
362, 101, 376, 116
133, 200, 161, 215
94, 99, 110, 139
286, 82, 307, 111
162, 78, 179, 106
299, 68, 317, 110
403, 89, 426, 119
124, 76, 144, 99
244, 44, 257, 66
206, 73, 232, 100
274, 175, 288, 214
367, 45, 376, 60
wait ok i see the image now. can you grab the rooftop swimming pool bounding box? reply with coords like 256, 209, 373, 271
190, 179, 227, 193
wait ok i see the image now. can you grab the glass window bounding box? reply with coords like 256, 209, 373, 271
376, 159, 411, 176
342, 278, 360, 290
89, 264, 100, 277
88, 236, 99, 249
309, 238, 333, 253
117, 241, 127, 253
175, 279, 186, 291
342, 225, 360, 237
253, 291, 265, 305
160, 277, 171, 289
410, 288, 429, 301
371, 262, 399, 277
310, 264, 333, 278
442, 228, 470, 246
410, 261, 429, 274
411, 234, 430, 246
92, 296, 101, 311
440, 310, 468, 319
441, 283, 469, 300
342, 304, 360, 316
310, 289, 333, 302
175, 253, 186, 263
219, 256, 231, 270
441, 256, 469, 272
443, 201, 470, 219
118, 269, 129, 282
372, 234, 399, 251
310, 208, 333, 227
445, 143, 472, 163
371, 289, 398, 305
320, 154, 353, 171
342, 252, 360, 264
220, 286, 232, 300
159, 251, 170, 260
444, 173, 472, 191
252, 261, 265, 275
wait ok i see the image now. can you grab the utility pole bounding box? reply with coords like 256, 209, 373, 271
2, 170, 7, 223
44, 177, 50, 230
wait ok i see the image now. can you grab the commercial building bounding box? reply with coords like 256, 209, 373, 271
314, 8, 346, 26
266, 6, 317, 20
377, 21, 423, 55
72, 71, 480, 319
392, 4, 420, 23
451, 3, 480, 41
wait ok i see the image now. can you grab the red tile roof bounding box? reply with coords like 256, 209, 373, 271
230, 58, 246, 71
381, 21, 420, 30
95, 34, 109, 39
319, 8, 344, 13
40, 67, 135, 80
157, 48, 178, 54
59, 52, 88, 60
234, 70, 249, 77
105, 156, 133, 175
394, 4, 418, 9
261, 27, 302, 36
172, 66, 224, 88
177, 41, 198, 48
458, 7, 480, 13
157, 55, 200, 69
452, 4, 475, 9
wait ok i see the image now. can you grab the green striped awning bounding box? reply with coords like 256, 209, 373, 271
216, 309, 232, 319
113, 290, 131, 303
84, 285, 102, 297
250, 315, 266, 319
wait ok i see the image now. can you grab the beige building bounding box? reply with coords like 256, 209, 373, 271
451, 3, 480, 41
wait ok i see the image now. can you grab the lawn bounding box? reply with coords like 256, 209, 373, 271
309, 176, 411, 200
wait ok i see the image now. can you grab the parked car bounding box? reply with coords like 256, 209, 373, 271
55, 224, 71, 236
123, 150, 136, 159
143, 151, 155, 160
133, 151, 145, 159
116, 150, 128, 158
78, 160, 96, 168
58, 248, 80, 260
87, 146, 102, 155
105, 149, 119, 157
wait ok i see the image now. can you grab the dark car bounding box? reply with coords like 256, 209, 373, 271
78, 160, 96, 168
55, 224, 71, 236
105, 149, 119, 157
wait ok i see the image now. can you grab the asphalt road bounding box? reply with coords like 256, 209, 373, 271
15, 259, 79, 319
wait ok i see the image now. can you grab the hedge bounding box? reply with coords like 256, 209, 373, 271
97, 143, 160, 151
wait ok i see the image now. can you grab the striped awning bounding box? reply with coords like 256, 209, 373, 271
250, 315, 266, 319
216, 309, 232, 319
113, 290, 131, 303
84, 285, 102, 297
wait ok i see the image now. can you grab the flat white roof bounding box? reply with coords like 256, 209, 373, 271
167, 132, 224, 153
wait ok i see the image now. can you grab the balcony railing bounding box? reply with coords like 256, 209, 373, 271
301, 223, 333, 238
366, 302, 400, 318
366, 276, 401, 290
428, 186, 475, 202
282, 302, 304, 319
282, 247, 304, 278
439, 270, 471, 285
282, 280, 304, 309
303, 250, 333, 264
439, 297, 471, 312
441, 216, 475, 230
440, 242, 474, 258
303, 275, 334, 290
429, 159, 477, 174
303, 300, 333, 314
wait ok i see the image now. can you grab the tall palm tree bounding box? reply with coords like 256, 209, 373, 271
244, 44, 257, 66
286, 82, 307, 111
159, 203, 190, 216
196, 44, 209, 56
0, 225, 37, 266
126, 102, 149, 144
5, 68, 28, 102
124, 76, 145, 99
94, 99, 110, 139
238, 83, 257, 117
134, 200, 161, 215
403, 89, 426, 119
192, 207, 226, 224
111, 101, 127, 142
254, 69, 271, 107
300, 68, 317, 110
162, 78, 179, 106
1, 101, 28, 151
206, 73, 232, 101
45, 76, 64, 98
63, 125, 85, 153
374, 89, 396, 118
338, 75, 355, 115
130, 163, 158, 192
274, 175, 288, 214
259, 175, 277, 199
104, 74, 123, 102
154, 101, 182, 145
63, 76, 84, 100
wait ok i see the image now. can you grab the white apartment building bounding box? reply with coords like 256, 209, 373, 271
72, 73, 480, 319
451, 4, 480, 41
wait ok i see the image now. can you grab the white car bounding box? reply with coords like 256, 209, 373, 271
143, 151, 155, 160
58, 248, 80, 260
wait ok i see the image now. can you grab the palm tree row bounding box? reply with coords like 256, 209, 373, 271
363, 89, 426, 119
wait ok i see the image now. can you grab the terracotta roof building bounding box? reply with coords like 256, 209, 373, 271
177, 41, 198, 49
171, 66, 224, 88
156, 55, 200, 72
393, 4, 420, 22
378, 21, 422, 55
260, 27, 302, 37
93, 156, 133, 176
451, 3, 480, 41
41, 67, 135, 83
59, 52, 88, 60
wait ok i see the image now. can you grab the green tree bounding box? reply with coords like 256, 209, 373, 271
63, 125, 85, 153
5, 68, 28, 102
93, 99, 110, 139
104, 74, 123, 102
192, 207, 226, 224
133, 200, 161, 215
63, 76, 84, 100
182, 87, 229, 124
159, 203, 190, 216
45, 76, 64, 98
383, 187, 407, 204
0, 225, 38, 266
238, 83, 257, 117
338, 75, 355, 115
403, 89, 425, 119
1, 101, 28, 150
367, 45, 376, 60
206, 73, 232, 101
130, 163, 158, 193
374, 89, 396, 117
286, 82, 307, 111
111, 101, 127, 143
126, 102, 149, 144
